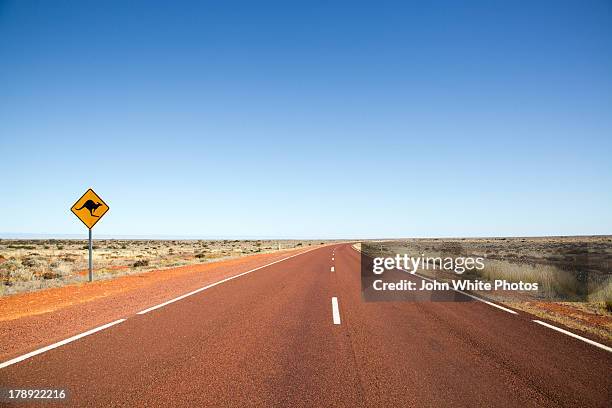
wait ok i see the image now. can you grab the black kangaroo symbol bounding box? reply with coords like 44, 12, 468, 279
75, 200, 103, 217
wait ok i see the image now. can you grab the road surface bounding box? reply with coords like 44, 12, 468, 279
0, 244, 610, 407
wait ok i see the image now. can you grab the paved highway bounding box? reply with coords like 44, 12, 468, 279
1, 244, 610, 407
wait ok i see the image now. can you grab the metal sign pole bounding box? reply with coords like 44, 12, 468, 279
88, 228, 93, 282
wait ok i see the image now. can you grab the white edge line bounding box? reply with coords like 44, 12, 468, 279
0, 246, 326, 371
350, 244, 517, 315
331, 297, 341, 324
0, 319, 126, 369
397, 268, 518, 315
533, 320, 612, 353
137, 246, 321, 315
352, 243, 612, 353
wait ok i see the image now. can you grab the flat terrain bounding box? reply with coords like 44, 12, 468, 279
361, 236, 612, 341
0, 239, 328, 296
0, 246, 314, 360
0, 244, 610, 407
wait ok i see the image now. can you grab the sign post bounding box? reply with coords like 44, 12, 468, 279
88, 228, 93, 282
71, 188, 109, 282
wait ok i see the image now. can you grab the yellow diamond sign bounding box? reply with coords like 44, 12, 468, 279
71, 188, 110, 229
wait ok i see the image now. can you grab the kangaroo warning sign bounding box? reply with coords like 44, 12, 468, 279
71, 188, 109, 229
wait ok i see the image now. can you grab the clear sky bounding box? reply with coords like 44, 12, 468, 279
1, 0, 611, 239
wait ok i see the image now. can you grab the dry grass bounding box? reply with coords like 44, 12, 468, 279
478, 260, 582, 299
365, 236, 611, 302
360, 236, 612, 341
0, 239, 333, 296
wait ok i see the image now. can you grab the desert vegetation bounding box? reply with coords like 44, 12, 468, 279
0, 239, 329, 296
360, 236, 612, 340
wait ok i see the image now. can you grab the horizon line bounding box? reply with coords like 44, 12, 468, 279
1, 233, 610, 241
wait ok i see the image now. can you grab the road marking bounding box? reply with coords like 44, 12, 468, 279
533, 320, 612, 353
331, 297, 341, 324
332, 257, 334, 261
349, 244, 611, 353
0, 246, 328, 371
350, 245, 518, 316
330, 266, 335, 272
137, 246, 321, 315
454, 289, 517, 314
454, 290, 518, 314
398, 268, 518, 315
0, 319, 126, 369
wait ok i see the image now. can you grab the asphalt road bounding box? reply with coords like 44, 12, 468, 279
1, 244, 610, 407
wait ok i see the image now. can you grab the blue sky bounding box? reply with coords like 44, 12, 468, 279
1, 0, 611, 239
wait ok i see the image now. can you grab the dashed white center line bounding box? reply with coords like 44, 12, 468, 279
331, 297, 341, 325
330, 266, 335, 272
533, 320, 612, 353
